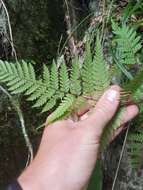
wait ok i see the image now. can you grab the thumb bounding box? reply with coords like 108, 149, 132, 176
80, 86, 120, 137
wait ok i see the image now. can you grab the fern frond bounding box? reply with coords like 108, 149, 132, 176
46, 94, 75, 124
59, 62, 70, 93
127, 125, 143, 169
112, 21, 142, 65
70, 57, 81, 96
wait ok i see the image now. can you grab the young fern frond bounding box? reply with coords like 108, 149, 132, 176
112, 21, 142, 65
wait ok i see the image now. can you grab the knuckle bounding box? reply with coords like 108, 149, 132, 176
98, 101, 115, 113
97, 105, 111, 118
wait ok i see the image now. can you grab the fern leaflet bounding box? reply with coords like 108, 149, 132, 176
46, 94, 75, 124
93, 35, 110, 95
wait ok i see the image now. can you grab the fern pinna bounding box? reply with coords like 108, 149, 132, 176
0, 24, 143, 170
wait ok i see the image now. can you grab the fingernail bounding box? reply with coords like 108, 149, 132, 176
105, 89, 118, 102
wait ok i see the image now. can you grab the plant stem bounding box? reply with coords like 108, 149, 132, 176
111, 122, 130, 190
0, 86, 33, 166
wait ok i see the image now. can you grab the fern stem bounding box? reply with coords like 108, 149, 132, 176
0, 85, 33, 166
111, 122, 130, 190
113, 56, 133, 80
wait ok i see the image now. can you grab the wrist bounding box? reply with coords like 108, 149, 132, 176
18, 164, 66, 190
18, 166, 42, 190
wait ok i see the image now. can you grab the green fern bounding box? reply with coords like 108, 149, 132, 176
0, 36, 110, 126
50, 61, 59, 91
127, 123, 143, 169
59, 62, 70, 93
82, 40, 95, 94
1, 24, 143, 171
92, 35, 110, 95
70, 57, 81, 96
46, 94, 75, 124
100, 108, 125, 150
112, 21, 142, 66
43, 65, 50, 88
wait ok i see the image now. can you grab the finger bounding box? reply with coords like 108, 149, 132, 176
80, 85, 120, 137
81, 104, 138, 124
111, 125, 124, 142
111, 105, 139, 141
119, 105, 139, 125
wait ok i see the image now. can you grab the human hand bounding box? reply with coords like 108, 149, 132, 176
18, 86, 138, 190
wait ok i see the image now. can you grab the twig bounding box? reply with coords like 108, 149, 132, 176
102, 0, 114, 43
111, 122, 131, 190
57, 35, 63, 56
0, 86, 33, 166
0, 0, 17, 61
101, 0, 106, 41
107, 0, 114, 23
64, 0, 77, 55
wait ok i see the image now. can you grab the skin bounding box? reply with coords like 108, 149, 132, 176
18, 86, 139, 190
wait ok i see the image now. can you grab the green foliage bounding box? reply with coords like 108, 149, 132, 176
82, 40, 94, 94
70, 57, 81, 96
46, 94, 75, 124
101, 108, 125, 150
0, 36, 111, 126
112, 21, 142, 66
112, 23, 143, 170
1, 22, 143, 170
59, 62, 70, 93
93, 35, 110, 93
87, 160, 103, 190
127, 124, 143, 169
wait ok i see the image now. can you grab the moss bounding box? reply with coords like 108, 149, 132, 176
6, 0, 66, 63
